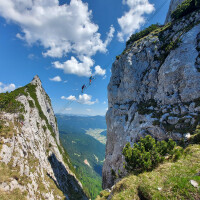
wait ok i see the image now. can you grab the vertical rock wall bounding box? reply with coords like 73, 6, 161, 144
103, 10, 200, 189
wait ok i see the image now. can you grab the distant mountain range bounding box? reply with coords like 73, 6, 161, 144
56, 114, 107, 132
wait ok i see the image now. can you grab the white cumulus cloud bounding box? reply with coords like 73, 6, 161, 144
61, 95, 77, 101
54, 57, 106, 77
94, 65, 106, 76
78, 94, 98, 105
53, 56, 93, 77
0, 0, 115, 77
61, 93, 98, 105
49, 76, 62, 82
0, 0, 114, 60
117, 0, 154, 42
0, 82, 16, 93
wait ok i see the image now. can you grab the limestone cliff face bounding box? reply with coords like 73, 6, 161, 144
165, 0, 185, 23
31, 76, 60, 145
103, 10, 200, 189
0, 76, 87, 200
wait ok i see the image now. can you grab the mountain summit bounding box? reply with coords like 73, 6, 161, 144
0, 76, 87, 199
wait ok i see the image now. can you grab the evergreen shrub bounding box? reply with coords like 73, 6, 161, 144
123, 135, 179, 172
126, 24, 161, 46
0, 87, 27, 113
171, 0, 199, 21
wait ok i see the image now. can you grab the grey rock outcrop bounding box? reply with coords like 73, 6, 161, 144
31, 75, 60, 145
165, 0, 185, 23
103, 10, 200, 189
0, 76, 87, 200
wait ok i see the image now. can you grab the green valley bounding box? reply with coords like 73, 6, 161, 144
56, 114, 106, 199
85, 129, 106, 145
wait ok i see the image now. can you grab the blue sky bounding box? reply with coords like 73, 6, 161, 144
0, 0, 170, 116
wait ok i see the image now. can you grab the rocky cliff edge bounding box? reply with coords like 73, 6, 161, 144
0, 76, 88, 200
103, 9, 200, 189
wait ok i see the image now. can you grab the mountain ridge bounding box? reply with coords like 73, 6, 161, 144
0, 75, 87, 200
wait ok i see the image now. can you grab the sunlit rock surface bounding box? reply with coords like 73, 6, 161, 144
103, 10, 200, 189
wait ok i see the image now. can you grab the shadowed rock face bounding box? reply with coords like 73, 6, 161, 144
103, 10, 200, 189
48, 153, 87, 200
165, 0, 185, 23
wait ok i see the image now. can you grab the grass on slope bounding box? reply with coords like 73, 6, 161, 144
126, 24, 161, 46
0, 189, 27, 200
0, 86, 27, 113
96, 145, 200, 200
0, 158, 66, 200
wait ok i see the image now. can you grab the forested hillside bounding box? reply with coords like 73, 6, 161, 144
57, 115, 106, 199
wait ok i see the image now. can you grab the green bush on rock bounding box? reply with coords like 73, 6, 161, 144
28, 100, 34, 108
18, 114, 24, 121
189, 125, 200, 144
0, 87, 27, 113
123, 135, 179, 172
126, 24, 161, 46
97, 145, 200, 200
171, 0, 199, 21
